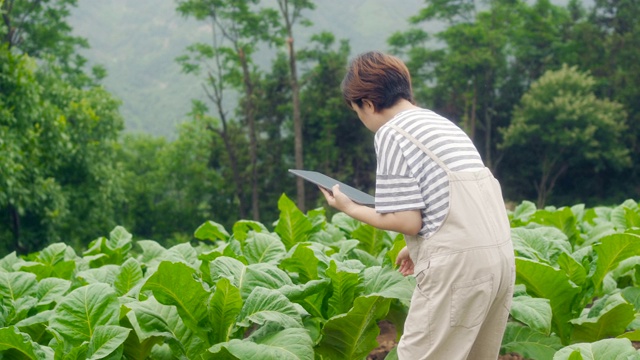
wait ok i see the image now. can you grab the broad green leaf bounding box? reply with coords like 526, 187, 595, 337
135, 240, 167, 268
582, 222, 616, 247
209, 257, 293, 299
0, 252, 23, 272
307, 207, 327, 232
351, 224, 392, 255
236, 287, 302, 329
511, 200, 537, 223
210, 327, 313, 360
278, 279, 329, 302
511, 227, 571, 263
36, 277, 71, 306
50, 283, 119, 345
61, 344, 89, 360
0, 326, 54, 359
232, 220, 268, 243
76, 265, 120, 285
87, 325, 131, 360
208, 278, 242, 344
570, 294, 635, 343
8, 296, 38, 324
125, 296, 208, 359
500, 322, 563, 360
141, 261, 210, 336
125, 297, 177, 342
625, 207, 640, 228
361, 266, 413, 301
515, 257, 581, 343
618, 329, 640, 341
331, 212, 361, 235
557, 252, 587, 286
510, 296, 553, 335
195, 220, 230, 241
316, 295, 391, 360
531, 207, 579, 244
35, 243, 67, 264
114, 258, 143, 296
122, 327, 164, 360
331, 240, 361, 261
310, 222, 348, 245
610, 203, 631, 231
325, 261, 361, 317
107, 226, 133, 252
21, 243, 72, 280
274, 194, 312, 250
350, 249, 380, 267
0, 271, 37, 301
243, 232, 286, 265
622, 287, 640, 311
385, 347, 399, 360
280, 243, 323, 283
592, 233, 640, 296
163, 243, 200, 268
383, 234, 406, 268
553, 338, 640, 360
149, 343, 175, 360
610, 256, 640, 286
15, 309, 53, 328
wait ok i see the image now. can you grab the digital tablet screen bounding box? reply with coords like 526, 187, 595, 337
289, 169, 375, 207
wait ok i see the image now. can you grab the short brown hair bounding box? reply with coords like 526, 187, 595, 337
341, 51, 414, 112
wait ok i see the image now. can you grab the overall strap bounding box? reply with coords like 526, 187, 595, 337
388, 123, 451, 174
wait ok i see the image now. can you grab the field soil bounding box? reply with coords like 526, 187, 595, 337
367, 321, 525, 360
367, 321, 640, 359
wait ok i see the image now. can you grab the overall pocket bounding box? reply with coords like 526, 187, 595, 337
450, 274, 494, 328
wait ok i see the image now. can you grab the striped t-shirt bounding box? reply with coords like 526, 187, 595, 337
374, 108, 485, 237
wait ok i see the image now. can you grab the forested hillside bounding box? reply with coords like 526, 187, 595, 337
2, 0, 639, 257
68, 0, 425, 137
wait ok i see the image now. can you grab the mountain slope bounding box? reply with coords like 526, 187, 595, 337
69, 0, 424, 137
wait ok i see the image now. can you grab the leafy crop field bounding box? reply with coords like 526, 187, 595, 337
1, 195, 640, 359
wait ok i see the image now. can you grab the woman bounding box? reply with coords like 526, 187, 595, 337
320, 51, 515, 359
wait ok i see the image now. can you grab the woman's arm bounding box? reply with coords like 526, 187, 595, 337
319, 184, 422, 236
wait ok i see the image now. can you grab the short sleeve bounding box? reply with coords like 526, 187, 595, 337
374, 128, 426, 213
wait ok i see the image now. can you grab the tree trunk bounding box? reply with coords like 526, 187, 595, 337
470, 81, 477, 141
215, 126, 246, 219
9, 205, 25, 254
287, 37, 305, 212
536, 160, 568, 208
203, 76, 247, 220
484, 105, 492, 169
238, 48, 260, 221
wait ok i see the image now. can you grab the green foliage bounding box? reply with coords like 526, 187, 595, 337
503, 199, 640, 358
0, 47, 124, 255
2, 196, 640, 359
0, 194, 417, 359
500, 64, 630, 207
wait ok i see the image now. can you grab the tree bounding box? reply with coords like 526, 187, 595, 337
116, 119, 233, 244
176, 0, 280, 221
499, 65, 630, 208
298, 33, 376, 208
389, 0, 578, 171
0, 48, 124, 254
0, 0, 104, 86
566, 0, 640, 202
275, 0, 315, 212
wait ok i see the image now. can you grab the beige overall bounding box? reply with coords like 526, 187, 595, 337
390, 125, 515, 360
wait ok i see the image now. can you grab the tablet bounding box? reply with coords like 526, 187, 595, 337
289, 169, 375, 207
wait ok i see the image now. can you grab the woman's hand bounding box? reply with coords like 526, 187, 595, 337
396, 246, 414, 276
319, 184, 356, 213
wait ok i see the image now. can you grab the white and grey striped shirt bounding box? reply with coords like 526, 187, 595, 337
374, 108, 485, 237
